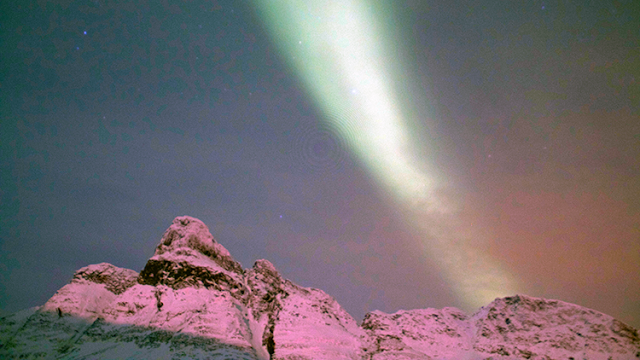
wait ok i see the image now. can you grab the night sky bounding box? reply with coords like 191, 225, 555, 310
1, 0, 639, 329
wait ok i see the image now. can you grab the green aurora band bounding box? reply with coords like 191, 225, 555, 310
254, 0, 524, 310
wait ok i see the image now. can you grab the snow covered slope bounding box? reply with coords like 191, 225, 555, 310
471, 295, 640, 360
362, 295, 640, 360
361, 306, 473, 359
1, 216, 638, 360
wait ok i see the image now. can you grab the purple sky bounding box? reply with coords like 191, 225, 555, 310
1, 0, 639, 328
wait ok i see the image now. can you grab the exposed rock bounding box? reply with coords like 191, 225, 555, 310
152, 215, 243, 275
471, 295, 640, 359
137, 215, 250, 306
361, 307, 471, 359
73, 262, 139, 295
138, 259, 247, 300
246, 259, 287, 359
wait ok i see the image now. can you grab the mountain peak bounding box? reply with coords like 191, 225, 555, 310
154, 216, 215, 254
155, 216, 234, 260
252, 259, 279, 277
146, 215, 243, 273
137, 216, 245, 298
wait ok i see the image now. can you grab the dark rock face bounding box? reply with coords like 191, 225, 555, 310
246, 260, 287, 359
611, 319, 640, 344
138, 259, 248, 301
247, 260, 286, 316
73, 263, 139, 295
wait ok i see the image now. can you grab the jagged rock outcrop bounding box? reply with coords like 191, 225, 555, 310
246, 259, 286, 357
73, 263, 139, 295
1, 216, 638, 360
245, 258, 364, 359
272, 280, 364, 359
361, 306, 471, 359
471, 295, 640, 359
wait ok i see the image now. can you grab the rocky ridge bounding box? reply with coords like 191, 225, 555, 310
1, 216, 638, 360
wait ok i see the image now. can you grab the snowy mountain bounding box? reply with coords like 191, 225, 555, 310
1, 216, 638, 359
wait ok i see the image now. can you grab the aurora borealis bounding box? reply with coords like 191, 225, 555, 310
254, 0, 521, 310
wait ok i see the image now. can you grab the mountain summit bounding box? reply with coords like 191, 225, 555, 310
1, 216, 638, 359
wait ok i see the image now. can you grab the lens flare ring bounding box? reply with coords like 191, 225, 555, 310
290, 122, 349, 172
